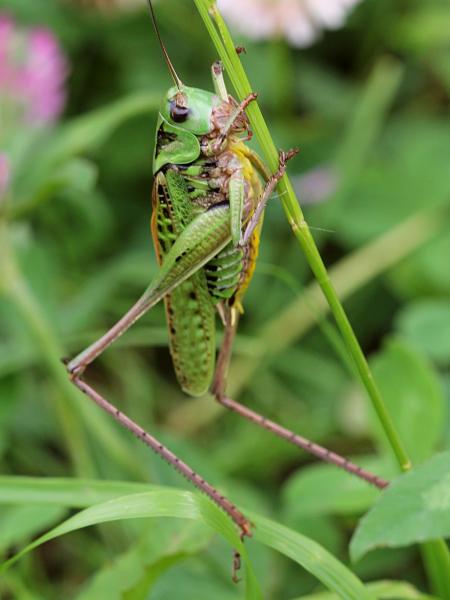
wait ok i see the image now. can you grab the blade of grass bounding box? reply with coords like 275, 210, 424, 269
0, 484, 374, 600
292, 578, 438, 599
193, 0, 410, 476
421, 540, 450, 599
0, 476, 155, 507
8, 92, 160, 219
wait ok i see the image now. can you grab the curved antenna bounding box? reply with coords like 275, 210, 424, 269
147, 0, 183, 90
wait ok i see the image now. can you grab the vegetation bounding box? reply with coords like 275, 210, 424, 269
0, 0, 449, 598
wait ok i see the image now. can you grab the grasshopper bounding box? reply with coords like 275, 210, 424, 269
66, 0, 387, 563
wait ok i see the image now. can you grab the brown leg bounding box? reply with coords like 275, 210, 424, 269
212, 306, 240, 398
215, 92, 258, 150
65, 206, 253, 577
222, 92, 258, 135
67, 310, 251, 581
240, 148, 299, 247
70, 373, 252, 538
211, 314, 389, 490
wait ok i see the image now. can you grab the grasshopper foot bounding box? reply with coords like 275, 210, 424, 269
239, 147, 299, 247
65, 359, 86, 381
231, 520, 253, 583
232, 550, 242, 583
277, 147, 299, 174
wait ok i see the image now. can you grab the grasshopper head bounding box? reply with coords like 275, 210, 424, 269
160, 85, 220, 135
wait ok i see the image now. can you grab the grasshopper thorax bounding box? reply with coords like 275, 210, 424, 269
154, 83, 251, 173
160, 85, 220, 135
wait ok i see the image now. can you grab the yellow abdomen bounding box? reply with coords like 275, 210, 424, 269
229, 141, 264, 309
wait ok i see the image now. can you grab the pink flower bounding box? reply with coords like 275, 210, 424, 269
0, 14, 68, 127
0, 152, 9, 199
217, 0, 363, 48
293, 165, 339, 204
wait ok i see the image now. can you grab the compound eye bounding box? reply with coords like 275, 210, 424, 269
169, 100, 190, 123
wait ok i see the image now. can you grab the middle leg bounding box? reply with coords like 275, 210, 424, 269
240, 148, 299, 247
212, 310, 389, 490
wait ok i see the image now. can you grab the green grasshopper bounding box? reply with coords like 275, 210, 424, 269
67, 0, 387, 557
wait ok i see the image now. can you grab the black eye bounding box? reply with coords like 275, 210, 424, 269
169, 100, 190, 123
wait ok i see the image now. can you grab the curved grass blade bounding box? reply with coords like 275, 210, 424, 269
248, 512, 375, 600
1, 489, 260, 600
292, 578, 437, 599
0, 476, 154, 507
1, 486, 373, 599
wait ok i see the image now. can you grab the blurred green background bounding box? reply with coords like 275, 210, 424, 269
0, 0, 449, 598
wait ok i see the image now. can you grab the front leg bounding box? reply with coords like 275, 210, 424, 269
65, 204, 253, 556
240, 149, 298, 247
71, 376, 252, 540
68, 204, 232, 377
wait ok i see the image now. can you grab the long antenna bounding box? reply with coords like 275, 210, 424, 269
146, 0, 183, 90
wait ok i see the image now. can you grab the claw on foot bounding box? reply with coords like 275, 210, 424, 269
239, 91, 258, 114
231, 521, 253, 584
65, 360, 85, 381
240, 520, 253, 539
271, 147, 299, 183
279, 147, 299, 169
232, 550, 242, 583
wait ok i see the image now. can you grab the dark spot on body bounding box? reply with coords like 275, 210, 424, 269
169, 100, 190, 123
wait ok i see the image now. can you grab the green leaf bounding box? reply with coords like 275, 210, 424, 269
293, 578, 437, 599
370, 339, 445, 464
199, 0, 216, 11
249, 514, 375, 600
393, 8, 450, 52
395, 300, 450, 365
1, 489, 262, 600
0, 481, 374, 599
10, 157, 99, 219
350, 451, 450, 562
144, 562, 240, 600
0, 476, 154, 507
43, 92, 161, 162
282, 457, 391, 517
77, 520, 213, 600
0, 505, 66, 554
10, 92, 160, 207
334, 119, 450, 246
388, 230, 450, 297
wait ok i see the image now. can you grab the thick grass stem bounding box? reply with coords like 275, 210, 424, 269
193, 1, 450, 593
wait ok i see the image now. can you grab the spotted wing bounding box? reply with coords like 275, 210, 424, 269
151, 169, 217, 397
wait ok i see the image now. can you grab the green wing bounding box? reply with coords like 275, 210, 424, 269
151, 169, 219, 397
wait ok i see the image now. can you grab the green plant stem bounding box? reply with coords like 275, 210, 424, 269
194, 0, 410, 472
421, 539, 450, 599
193, 1, 450, 591
294, 217, 413, 470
